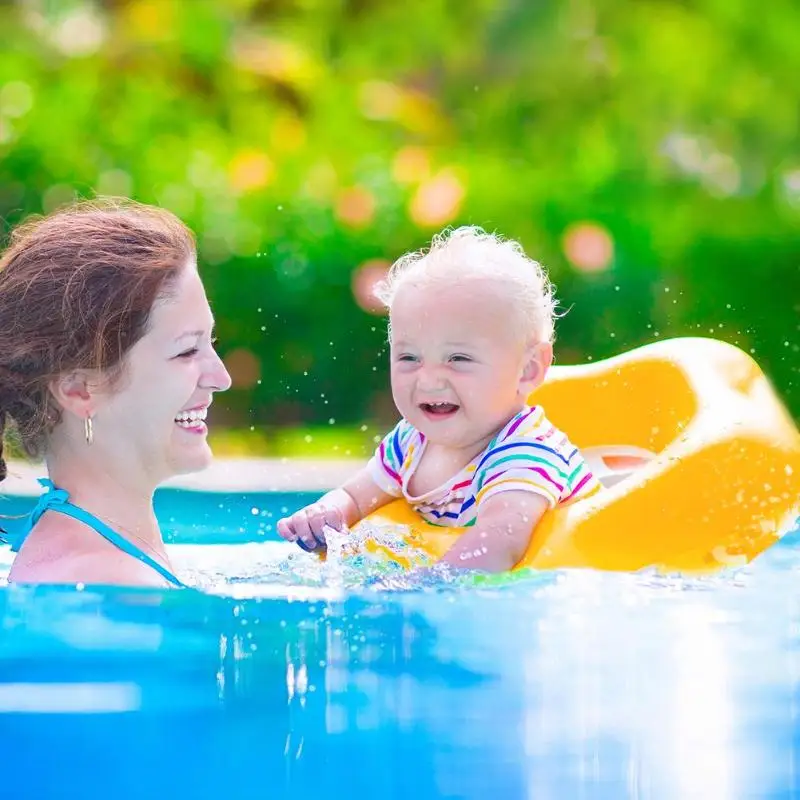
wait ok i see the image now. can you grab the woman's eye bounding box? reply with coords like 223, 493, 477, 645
177, 347, 199, 359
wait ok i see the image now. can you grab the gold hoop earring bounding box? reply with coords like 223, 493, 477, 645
84, 415, 93, 446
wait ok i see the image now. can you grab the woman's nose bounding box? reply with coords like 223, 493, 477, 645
203, 350, 232, 392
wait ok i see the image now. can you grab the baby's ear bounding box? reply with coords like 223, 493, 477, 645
521, 341, 553, 388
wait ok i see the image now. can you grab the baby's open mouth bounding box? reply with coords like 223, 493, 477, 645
419, 402, 460, 417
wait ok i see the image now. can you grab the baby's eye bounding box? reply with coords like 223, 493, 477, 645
449, 354, 473, 363
395, 353, 418, 362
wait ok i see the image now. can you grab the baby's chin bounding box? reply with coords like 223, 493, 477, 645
422, 415, 521, 453
405, 403, 457, 429
414, 419, 488, 450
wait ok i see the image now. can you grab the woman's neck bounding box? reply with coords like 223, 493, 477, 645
45, 456, 164, 552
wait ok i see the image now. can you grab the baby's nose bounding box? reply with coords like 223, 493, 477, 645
416, 367, 447, 391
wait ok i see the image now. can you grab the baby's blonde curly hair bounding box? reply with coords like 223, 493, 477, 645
375, 226, 557, 344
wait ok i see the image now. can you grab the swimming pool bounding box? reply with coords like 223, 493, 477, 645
1, 486, 799, 799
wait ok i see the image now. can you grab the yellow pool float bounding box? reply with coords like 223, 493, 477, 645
355, 337, 800, 573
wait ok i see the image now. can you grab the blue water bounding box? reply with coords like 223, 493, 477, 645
2, 488, 800, 799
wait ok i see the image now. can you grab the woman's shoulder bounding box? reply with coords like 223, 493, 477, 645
9, 551, 171, 588
7, 519, 170, 588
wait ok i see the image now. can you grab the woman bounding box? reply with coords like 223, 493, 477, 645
0, 199, 231, 587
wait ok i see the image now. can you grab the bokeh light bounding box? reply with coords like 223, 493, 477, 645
562, 222, 614, 273
352, 259, 390, 314
392, 147, 431, 184
336, 186, 376, 228
409, 169, 465, 227
229, 150, 274, 194
224, 348, 262, 390
359, 81, 402, 121
51, 7, 106, 56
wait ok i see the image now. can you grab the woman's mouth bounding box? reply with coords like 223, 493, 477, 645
174, 406, 208, 433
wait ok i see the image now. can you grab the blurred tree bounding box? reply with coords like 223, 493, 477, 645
0, 0, 798, 429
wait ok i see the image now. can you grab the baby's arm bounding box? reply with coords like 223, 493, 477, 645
276, 467, 396, 552
439, 491, 550, 572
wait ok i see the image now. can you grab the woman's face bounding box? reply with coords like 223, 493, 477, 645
92, 263, 232, 483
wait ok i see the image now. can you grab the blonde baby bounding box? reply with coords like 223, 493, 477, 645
277, 226, 601, 571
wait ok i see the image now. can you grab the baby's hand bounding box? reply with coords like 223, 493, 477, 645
276, 503, 345, 552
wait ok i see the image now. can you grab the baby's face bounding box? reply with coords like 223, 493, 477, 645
389, 278, 545, 454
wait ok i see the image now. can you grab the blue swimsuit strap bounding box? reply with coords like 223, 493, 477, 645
12, 478, 185, 588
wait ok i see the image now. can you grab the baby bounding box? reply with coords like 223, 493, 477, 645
277, 226, 601, 572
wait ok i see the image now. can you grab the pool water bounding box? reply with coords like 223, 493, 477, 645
1, 488, 800, 799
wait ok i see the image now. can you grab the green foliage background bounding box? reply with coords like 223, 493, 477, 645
1, 0, 798, 443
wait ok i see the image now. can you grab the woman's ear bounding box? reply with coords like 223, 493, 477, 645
520, 341, 553, 392
48, 371, 96, 419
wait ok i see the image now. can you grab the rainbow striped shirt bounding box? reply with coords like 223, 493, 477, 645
367, 405, 601, 527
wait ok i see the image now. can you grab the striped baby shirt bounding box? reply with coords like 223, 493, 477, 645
367, 405, 601, 527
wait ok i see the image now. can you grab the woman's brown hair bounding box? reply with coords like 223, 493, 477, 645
0, 198, 196, 481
